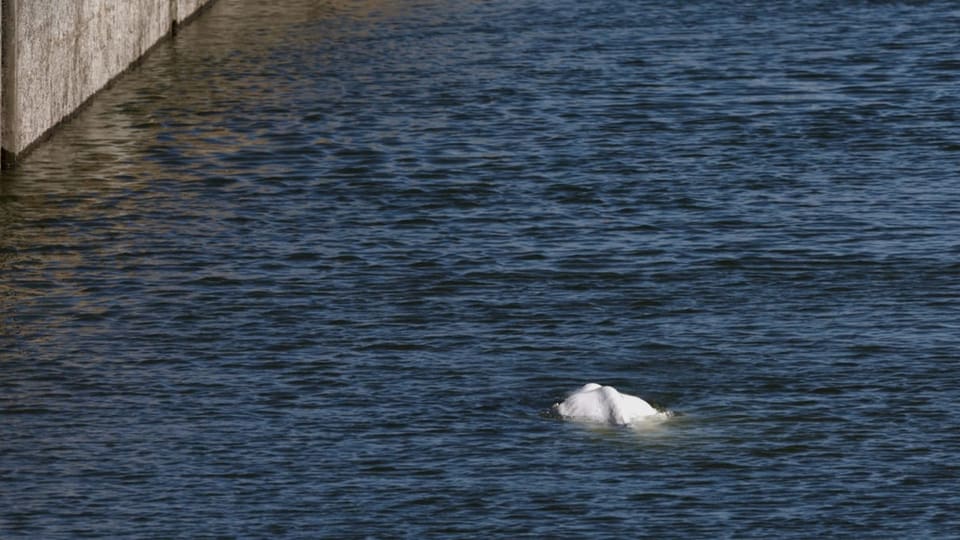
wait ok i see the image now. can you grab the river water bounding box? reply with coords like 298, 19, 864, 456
3, 0, 960, 537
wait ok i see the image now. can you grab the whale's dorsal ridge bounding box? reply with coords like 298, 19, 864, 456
554, 383, 663, 426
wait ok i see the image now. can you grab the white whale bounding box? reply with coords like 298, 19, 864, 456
553, 383, 665, 426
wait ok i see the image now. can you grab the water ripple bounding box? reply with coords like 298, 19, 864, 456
3, 0, 960, 537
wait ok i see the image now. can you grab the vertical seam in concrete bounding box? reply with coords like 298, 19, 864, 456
74, 2, 83, 123
1, 0, 17, 166
0, 0, 4, 156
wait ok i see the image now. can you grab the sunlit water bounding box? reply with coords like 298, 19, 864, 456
3, 0, 960, 537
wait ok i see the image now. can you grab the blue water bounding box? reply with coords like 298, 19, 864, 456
3, 0, 960, 537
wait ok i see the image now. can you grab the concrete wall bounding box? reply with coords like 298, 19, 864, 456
174, 0, 211, 23
1, 0, 216, 166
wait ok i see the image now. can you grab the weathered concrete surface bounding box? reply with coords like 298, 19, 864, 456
1, 0, 216, 166
175, 0, 212, 24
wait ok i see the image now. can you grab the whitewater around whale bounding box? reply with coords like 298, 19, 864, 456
552, 383, 669, 427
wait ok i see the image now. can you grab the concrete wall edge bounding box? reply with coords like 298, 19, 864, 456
0, 0, 219, 169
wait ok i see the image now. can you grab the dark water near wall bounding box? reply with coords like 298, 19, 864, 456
3, 0, 960, 537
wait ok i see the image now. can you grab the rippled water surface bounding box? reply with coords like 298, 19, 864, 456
3, 0, 960, 537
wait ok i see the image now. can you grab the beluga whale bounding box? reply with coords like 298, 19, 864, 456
552, 383, 669, 427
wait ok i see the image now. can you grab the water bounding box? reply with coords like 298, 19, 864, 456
3, 0, 960, 536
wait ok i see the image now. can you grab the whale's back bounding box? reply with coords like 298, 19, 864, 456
554, 383, 660, 426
